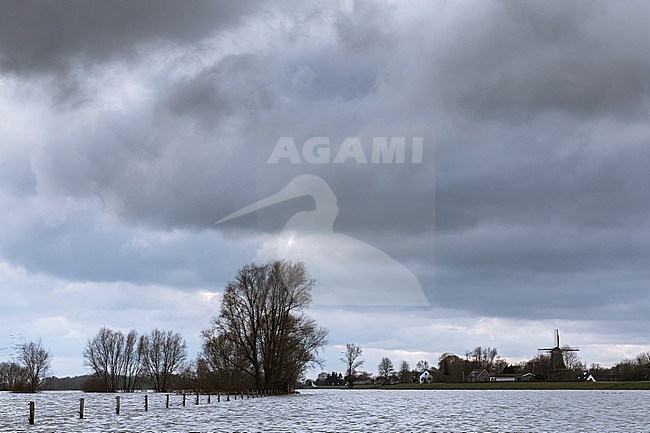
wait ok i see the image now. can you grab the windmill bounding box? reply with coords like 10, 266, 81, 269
538, 329, 579, 372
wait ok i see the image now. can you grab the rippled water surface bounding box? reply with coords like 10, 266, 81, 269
0, 388, 648, 432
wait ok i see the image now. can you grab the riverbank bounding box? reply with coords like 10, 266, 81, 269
310, 381, 650, 391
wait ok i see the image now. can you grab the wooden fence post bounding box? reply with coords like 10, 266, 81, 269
207, 394, 211, 404
144, 394, 148, 412
116, 396, 121, 415
166, 394, 170, 409
79, 398, 84, 419
195, 393, 199, 405
182, 393, 186, 407
28, 402, 35, 425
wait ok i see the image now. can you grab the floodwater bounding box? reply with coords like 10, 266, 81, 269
0, 388, 648, 432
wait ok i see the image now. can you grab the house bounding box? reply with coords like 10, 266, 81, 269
419, 370, 433, 383
467, 369, 491, 382
521, 373, 536, 381
577, 372, 597, 382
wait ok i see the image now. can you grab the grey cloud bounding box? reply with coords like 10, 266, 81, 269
433, 1, 650, 120
433, 218, 650, 321
334, 1, 394, 54
163, 54, 275, 125
435, 118, 650, 233
29, 96, 263, 230
0, 208, 248, 289
26, 1, 432, 235
0, 155, 36, 196
0, 0, 261, 75
285, 60, 379, 102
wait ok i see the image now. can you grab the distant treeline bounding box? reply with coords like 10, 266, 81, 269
316, 345, 650, 387
40, 374, 179, 392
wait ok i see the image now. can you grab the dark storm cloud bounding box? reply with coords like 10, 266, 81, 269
31, 105, 262, 230
0, 0, 261, 74
10, 0, 648, 236
434, 221, 650, 313
412, 0, 650, 121
25, 0, 431, 236
163, 54, 275, 125
435, 120, 650, 232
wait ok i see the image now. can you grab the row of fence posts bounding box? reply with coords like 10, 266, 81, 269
27, 389, 285, 425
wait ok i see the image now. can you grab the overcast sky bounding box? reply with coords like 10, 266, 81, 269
2, 0, 650, 377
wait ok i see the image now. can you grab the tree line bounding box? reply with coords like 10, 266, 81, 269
328, 344, 650, 386
2, 260, 328, 394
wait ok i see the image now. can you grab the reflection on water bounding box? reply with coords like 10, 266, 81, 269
0, 388, 647, 432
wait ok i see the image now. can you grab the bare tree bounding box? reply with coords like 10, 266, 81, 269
83, 327, 141, 392
18, 340, 51, 393
120, 330, 142, 391
140, 329, 187, 392
378, 357, 394, 384
562, 346, 586, 371
202, 260, 327, 392
398, 360, 411, 383
494, 358, 509, 374
341, 343, 364, 387
84, 327, 120, 392
416, 360, 430, 371
466, 346, 499, 372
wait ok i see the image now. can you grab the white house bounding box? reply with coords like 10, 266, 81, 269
419, 370, 433, 384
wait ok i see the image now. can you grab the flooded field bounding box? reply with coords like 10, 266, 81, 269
0, 388, 648, 432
